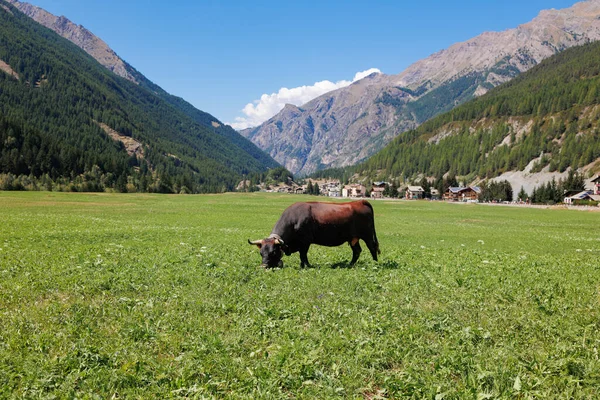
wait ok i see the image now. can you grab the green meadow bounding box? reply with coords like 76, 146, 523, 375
0, 192, 599, 399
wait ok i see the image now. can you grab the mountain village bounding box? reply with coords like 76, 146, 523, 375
260, 175, 600, 205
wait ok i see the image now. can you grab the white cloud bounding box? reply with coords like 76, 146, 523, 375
228, 68, 381, 130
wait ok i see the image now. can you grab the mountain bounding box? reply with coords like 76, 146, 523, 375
0, 0, 279, 193
5, 0, 136, 82
241, 0, 600, 176
4, 0, 276, 172
319, 39, 600, 195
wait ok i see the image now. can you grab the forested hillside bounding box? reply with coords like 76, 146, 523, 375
0, 1, 279, 193
314, 41, 600, 184
125, 65, 278, 171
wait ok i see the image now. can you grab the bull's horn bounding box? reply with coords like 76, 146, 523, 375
248, 239, 263, 245
274, 238, 285, 246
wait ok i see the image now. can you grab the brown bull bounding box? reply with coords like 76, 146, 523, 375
248, 200, 380, 268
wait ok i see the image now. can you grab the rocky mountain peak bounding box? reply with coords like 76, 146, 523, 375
395, 0, 600, 90
281, 103, 302, 113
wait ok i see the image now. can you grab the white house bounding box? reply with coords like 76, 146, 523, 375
405, 186, 424, 200
342, 184, 366, 198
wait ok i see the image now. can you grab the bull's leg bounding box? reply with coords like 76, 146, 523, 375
364, 238, 379, 261
350, 241, 362, 265
299, 245, 311, 268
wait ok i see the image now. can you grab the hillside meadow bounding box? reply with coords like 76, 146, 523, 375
0, 192, 599, 398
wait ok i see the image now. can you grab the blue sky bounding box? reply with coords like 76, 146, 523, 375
28, 0, 580, 128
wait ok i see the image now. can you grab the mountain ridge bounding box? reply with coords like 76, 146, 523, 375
6, 0, 137, 82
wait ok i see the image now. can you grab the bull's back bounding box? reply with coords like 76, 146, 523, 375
311, 199, 372, 216
309, 201, 374, 246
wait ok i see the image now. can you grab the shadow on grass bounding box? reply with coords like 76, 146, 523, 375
330, 261, 353, 269
327, 259, 403, 269
377, 260, 402, 269
255, 258, 404, 270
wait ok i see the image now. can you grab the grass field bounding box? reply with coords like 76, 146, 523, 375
0, 192, 599, 399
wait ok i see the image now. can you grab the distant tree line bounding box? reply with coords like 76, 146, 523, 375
383, 181, 400, 198
530, 170, 586, 204
306, 180, 320, 196
236, 167, 294, 192
479, 180, 513, 202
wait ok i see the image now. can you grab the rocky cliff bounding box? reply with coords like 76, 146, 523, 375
242, 0, 600, 176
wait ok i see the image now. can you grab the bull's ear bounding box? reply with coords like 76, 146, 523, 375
248, 239, 263, 249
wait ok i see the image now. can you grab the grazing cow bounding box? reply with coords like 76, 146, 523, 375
248, 200, 380, 268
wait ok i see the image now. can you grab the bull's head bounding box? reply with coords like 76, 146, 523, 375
248, 236, 285, 268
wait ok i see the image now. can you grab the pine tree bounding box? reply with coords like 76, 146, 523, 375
313, 182, 320, 196
517, 186, 528, 201
390, 181, 399, 198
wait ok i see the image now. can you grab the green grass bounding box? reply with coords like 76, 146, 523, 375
1, 192, 599, 398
